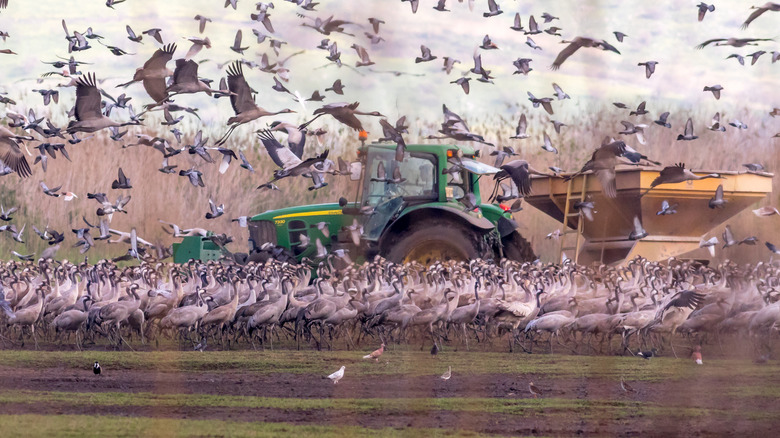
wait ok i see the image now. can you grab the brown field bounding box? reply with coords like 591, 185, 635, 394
0, 345, 778, 437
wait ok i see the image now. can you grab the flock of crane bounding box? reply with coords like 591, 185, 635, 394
1, 255, 778, 357
0, 1, 779, 357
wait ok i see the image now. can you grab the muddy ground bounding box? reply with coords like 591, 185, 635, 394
1, 362, 777, 436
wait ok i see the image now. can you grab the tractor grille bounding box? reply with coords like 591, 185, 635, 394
249, 220, 277, 249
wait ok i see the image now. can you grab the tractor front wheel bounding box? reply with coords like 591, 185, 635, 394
384, 222, 483, 265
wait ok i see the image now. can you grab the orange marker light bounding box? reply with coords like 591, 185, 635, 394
358, 130, 368, 140
499, 203, 511, 212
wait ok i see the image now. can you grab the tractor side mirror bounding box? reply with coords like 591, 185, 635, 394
338, 197, 348, 207
349, 162, 362, 181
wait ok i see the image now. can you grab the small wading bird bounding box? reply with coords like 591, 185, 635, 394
363, 343, 385, 361
529, 382, 542, 398
327, 365, 345, 384
620, 377, 636, 393
440, 366, 451, 380
93, 361, 101, 375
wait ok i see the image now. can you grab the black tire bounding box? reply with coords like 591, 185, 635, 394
383, 220, 484, 265
501, 231, 536, 262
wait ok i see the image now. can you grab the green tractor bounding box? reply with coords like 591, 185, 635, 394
174, 142, 535, 265
241, 142, 535, 265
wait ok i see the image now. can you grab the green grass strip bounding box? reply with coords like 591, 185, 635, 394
2, 390, 778, 421
0, 414, 494, 438
1, 350, 777, 381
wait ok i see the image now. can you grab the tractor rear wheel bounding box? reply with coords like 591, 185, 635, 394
501, 230, 536, 262
384, 221, 483, 265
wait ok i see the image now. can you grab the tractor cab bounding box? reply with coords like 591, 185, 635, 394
234, 143, 536, 266
356, 143, 492, 208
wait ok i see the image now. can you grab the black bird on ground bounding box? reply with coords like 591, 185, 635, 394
93, 361, 101, 375
637, 348, 658, 359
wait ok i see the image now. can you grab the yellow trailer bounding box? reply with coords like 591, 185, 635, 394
524, 167, 773, 265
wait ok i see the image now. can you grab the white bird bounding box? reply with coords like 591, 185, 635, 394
656, 200, 678, 216
722, 225, 738, 248
440, 366, 452, 380
729, 119, 748, 130
315, 238, 327, 258
753, 206, 780, 217
327, 365, 345, 384
232, 216, 249, 227
699, 236, 718, 257
546, 229, 562, 240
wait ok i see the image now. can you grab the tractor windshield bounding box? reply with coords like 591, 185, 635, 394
362, 148, 438, 208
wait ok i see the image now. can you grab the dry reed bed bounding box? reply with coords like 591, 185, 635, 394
0, 103, 777, 263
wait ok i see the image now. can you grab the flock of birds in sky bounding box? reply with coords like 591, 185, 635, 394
0, 0, 779, 262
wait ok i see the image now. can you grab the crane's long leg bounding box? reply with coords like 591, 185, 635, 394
488, 176, 505, 202
216, 123, 239, 146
